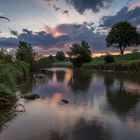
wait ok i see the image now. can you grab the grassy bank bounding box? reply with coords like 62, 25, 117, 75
0, 61, 30, 100
53, 52, 140, 72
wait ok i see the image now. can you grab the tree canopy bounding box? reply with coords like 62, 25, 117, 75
56, 51, 65, 61
106, 21, 140, 55
67, 41, 92, 68
16, 41, 36, 69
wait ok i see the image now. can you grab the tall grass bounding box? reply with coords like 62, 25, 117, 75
0, 61, 30, 98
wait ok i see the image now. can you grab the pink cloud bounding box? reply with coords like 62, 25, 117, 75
128, 2, 140, 11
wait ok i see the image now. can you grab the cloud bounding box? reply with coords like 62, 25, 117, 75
0, 24, 107, 53
63, 10, 69, 15
18, 29, 69, 48
65, 0, 112, 14
128, 2, 140, 11
44, 0, 112, 15
0, 37, 18, 48
53, 4, 61, 12
44, 1, 69, 16
10, 30, 18, 36
100, 4, 140, 29
53, 23, 106, 51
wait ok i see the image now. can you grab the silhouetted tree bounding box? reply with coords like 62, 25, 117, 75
56, 51, 65, 61
16, 41, 36, 69
67, 41, 92, 68
106, 21, 140, 55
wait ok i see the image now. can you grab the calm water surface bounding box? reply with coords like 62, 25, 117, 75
0, 68, 140, 140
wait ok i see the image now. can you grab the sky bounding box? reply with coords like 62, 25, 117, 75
0, 0, 140, 55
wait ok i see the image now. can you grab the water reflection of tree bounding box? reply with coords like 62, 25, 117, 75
71, 118, 111, 140
19, 76, 35, 95
56, 71, 65, 83
46, 70, 54, 81
49, 132, 68, 140
48, 118, 111, 140
68, 70, 93, 92
103, 73, 115, 89
104, 74, 140, 114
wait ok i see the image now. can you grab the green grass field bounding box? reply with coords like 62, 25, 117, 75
53, 52, 140, 71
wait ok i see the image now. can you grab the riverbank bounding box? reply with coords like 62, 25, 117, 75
0, 61, 30, 102
53, 52, 140, 72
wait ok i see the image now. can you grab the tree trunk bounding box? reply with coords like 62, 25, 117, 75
120, 46, 125, 55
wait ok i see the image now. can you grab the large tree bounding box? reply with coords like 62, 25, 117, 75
106, 21, 140, 55
16, 41, 36, 68
67, 41, 92, 68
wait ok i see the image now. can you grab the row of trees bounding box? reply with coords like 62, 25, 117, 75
14, 40, 92, 69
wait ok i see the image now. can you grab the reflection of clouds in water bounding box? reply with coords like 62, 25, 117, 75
2, 69, 140, 140
3, 94, 140, 140
2, 96, 110, 140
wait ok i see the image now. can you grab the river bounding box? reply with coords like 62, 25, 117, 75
0, 68, 140, 140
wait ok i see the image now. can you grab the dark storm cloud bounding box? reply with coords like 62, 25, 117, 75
65, 0, 112, 14
54, 23, 106, 51
0, 24, 106, 52
0, 37, 18, 48
100, 6, 140, 28
10, 30, 18, 36
18, 29, 70, 47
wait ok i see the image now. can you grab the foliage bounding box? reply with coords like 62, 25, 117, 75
104, 54, 115, 64
33, 57, 53, 71
56, 51, 65, 61
0, 48, 12, 62
67, 41, 92, 68
16, 41, 37, 69
0, 61, 30, 98
48, 55, 54, 63
54, 52, 140, 71
106, 21, 140, 55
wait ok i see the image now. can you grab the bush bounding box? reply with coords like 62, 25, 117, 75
104, 55, 115, 64
56, 51, 65, 61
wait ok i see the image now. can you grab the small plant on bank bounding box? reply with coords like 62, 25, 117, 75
104, 54, 115, 64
